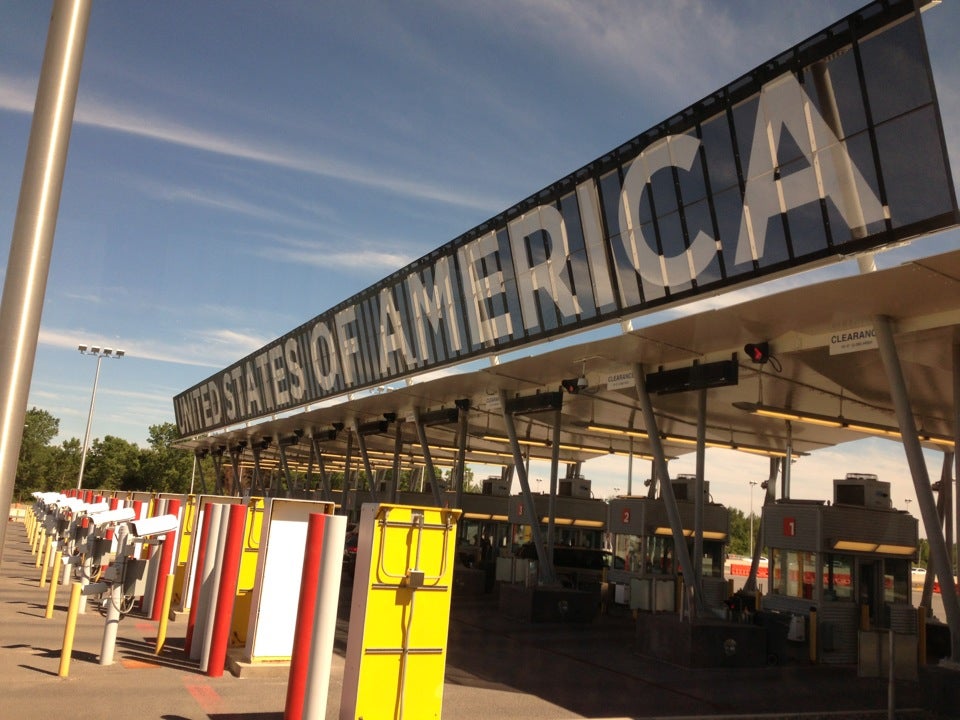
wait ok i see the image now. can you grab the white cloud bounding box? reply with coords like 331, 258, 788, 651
0, 72, 502, 213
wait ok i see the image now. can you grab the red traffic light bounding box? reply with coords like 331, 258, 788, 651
744, 342, 770, 364
560, 378, 580, 394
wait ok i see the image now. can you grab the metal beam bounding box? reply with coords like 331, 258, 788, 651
412, 408, 444, 507
0, 0, 92, 562
875, 315, 960, 660
694, 386, 706, 580
353, 423, 379, 504
545, 405, 562, 556
633, 363, 702, 617
499, 390, 556, 586
744, 458, 778, 595
390, 420, 403, 504
454, 407, 469, 508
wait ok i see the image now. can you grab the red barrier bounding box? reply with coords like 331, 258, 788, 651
206, 503, 247, 677
285, 513, 328, 720
184, 503, 213, 656
151, 499, 182, 621
108, 497, 119, 511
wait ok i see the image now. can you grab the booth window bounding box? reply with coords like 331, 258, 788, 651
822, 553, 854, 601
701, 541, 724, 578
883, 559, 910, 604
771, 548, 818, 599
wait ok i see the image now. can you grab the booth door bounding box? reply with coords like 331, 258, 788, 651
857, 560, 880, 628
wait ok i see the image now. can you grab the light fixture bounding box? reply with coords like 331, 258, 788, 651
735, 401, 953, 448
76, 343, 126, 490
843, 422, 901, 438
833, 540, 878, 552
875, 544, 917, 556
737, 402, 844, 428
481, 433, 550, 447
587, 423, 649, 440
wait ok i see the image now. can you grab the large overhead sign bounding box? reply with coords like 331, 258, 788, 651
175, 0, 958, 437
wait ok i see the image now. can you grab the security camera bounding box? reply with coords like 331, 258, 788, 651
80, 501, 110, 515
90, 507, 136, 527
56, 497, 86, 512
129, 514, 179, 539
577, 375, 588, 389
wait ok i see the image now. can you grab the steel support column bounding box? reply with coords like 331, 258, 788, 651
353, 424, 379, 504
454, 408, 469, 508
389, 420, 403, 504
229, 447, 243, 496
694, 386, 706, 580
745, 458, 778, 594
276, 443, 294, 498
545, 405, 562, 556
251, 444, 265, 496
341, 431, 356, 514
0, 0, 92, 561
875, 315, 960, 660
195, 452, 209, 495
499, 390, 556, 586
309, 435, 333, 501
954, 339, 960, 581
633, 363, 702, 617
412, 409, 444, 508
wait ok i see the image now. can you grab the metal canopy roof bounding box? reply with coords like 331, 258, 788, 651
177, 247, 960, 476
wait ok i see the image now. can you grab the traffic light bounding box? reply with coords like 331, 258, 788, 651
560, 378, 580, 394
744, 342, 770, 364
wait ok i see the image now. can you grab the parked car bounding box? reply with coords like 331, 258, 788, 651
343, 529, 359, 577
517, 543, 624, 588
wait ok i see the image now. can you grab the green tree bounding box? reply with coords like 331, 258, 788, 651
15, 408, 61, 499
83, 435, 141, 491
140, 422, 195, 493
47, 438, 82, 490
727, 507, 760, 557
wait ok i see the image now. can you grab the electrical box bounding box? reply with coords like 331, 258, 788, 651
122, 557, 148, 597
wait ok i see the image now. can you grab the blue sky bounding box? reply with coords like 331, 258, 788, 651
1, 1, 958, 518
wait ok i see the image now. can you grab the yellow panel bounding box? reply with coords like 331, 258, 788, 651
170, 495, 197, 606
230, 497, 265, 647
343, 503, 460, 720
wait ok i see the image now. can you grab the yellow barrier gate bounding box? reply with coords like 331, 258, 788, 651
341, 503, 460, 720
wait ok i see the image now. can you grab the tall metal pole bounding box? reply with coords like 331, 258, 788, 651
0, 0, 92, 562
77, 353, 103, 489
875, 315, 960, 660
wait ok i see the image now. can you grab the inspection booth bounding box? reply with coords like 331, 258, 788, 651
496, 483, 611, 622
606, 475, 730, 615
761, 474, 918, 665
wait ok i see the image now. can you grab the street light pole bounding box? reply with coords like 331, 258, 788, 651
749, 480, 758, 557
77, 345, 124, 490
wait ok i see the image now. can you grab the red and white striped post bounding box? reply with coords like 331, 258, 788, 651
206, 503, 247, 677
184, 503, 213, 657
285, 512, 346, 720
151, 498, 181, 621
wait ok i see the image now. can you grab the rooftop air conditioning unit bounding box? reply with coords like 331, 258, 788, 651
833, 474, 891, 509
559, 478, 592, 498
482, 478, 510, 496
671, 475, 709, 501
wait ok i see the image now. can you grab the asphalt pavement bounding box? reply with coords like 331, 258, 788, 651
1, 519, 955, 719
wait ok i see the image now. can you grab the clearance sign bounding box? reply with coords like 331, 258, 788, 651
175, 0, 958, 436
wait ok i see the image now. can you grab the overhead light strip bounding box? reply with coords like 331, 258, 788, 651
734, 402, 954, 448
